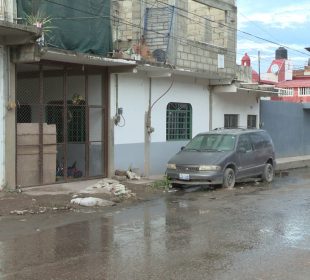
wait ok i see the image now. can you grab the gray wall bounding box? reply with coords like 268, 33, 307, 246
115, 140, 188, 176
260, 100, 310, 158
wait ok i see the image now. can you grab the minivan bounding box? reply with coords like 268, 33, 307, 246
166, 128, 275, 189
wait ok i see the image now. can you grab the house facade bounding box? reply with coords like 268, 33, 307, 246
110, 0, 270, 176
1, 0, 272, 189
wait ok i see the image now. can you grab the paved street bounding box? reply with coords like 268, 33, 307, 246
0, 169, 310, 279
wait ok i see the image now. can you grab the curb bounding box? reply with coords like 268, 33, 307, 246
275, 158, 310, 171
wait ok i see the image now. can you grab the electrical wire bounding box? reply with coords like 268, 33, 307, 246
44, 0, 240, 61
152, 0, 310, 57
43, 0, 310, 64
150, 64, 175, 110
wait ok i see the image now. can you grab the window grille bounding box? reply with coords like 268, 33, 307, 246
277, 88, 294, 96
247, 115, 257, 128
298, 87, 310, 96
224, 114, 238, 128
166, 102, 192, 141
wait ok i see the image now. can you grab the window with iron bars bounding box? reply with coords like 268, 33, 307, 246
298, 87, 310, 96
224, 114, 238, 128
166, 102, 192, 141
277, 88, 294, 96
46, 101, 86, 143
247, 115, 257, 128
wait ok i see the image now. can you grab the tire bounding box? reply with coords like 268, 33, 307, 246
262, 163, 274, 183
171, 183, 183, 188
222, 168, 235, 189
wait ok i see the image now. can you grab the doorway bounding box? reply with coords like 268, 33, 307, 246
16, 63, 108, 187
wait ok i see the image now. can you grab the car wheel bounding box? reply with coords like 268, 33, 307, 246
222, 168, 235, 189
171, 183, 181, 188
262, 163, 274, 183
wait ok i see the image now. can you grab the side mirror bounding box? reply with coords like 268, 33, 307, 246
238, 147, 246, 153
180, 146, 185, 151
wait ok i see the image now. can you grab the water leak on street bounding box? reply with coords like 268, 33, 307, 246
0, 168, 310, 279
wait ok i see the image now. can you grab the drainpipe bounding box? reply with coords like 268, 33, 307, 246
144, 77, 152, 177
108, 73, 117, 178
209, 90, 213, 130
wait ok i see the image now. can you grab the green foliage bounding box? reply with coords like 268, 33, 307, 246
150, 176, 172, 191
25, 11, 55, 34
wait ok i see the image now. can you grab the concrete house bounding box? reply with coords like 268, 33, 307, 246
0, 0, 273, 189
110, 0, 274, 176
1, 0, 136, 189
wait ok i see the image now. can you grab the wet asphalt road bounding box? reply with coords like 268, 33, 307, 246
0, 169, 310, 280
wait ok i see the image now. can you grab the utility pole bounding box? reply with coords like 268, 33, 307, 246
258, 51, 261, 83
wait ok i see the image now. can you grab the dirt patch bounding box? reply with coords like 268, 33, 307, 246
0, 182, 163, 217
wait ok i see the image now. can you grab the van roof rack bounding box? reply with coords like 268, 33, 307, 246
212, 127, 249, 131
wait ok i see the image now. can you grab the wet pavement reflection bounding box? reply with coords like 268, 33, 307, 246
1, 169, 310, 279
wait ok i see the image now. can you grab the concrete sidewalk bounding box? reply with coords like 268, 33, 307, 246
275, 155, 310, 171
21, 155, 310, 196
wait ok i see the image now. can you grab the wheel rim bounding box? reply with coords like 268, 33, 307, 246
266, 164, 273, 181
227, 170, 235, 187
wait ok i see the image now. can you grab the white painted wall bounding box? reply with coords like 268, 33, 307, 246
111, 73, 147, 145
112, 73, 210, 145
212, 92, 260, 129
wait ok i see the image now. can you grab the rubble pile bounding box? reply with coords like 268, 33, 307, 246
70, 197, 115, 207
80, 178, 135, 198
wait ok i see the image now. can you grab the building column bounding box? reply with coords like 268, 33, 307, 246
0, 46, 5, 189
0, 46, 16, 190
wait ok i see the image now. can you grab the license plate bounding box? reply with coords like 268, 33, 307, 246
179, 173, 190, 180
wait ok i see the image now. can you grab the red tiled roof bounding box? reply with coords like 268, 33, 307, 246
252, 69, 259, 82
277, 79, 310, 88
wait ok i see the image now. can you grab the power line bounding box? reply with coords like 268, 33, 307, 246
153, 0, 310, 58
238, 11, 282, 44
43, 0, 238, 59
43, 0, 309, 66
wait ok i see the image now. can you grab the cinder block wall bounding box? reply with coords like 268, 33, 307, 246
112, 0, 236, 77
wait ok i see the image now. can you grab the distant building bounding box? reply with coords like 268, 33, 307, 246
256, 47, 310, 103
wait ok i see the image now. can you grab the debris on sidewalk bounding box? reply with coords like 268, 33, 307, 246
10, 210, 29, 215
80, 178, 135, 198
70, 197, 115, 207
126, 170, 141, 180
9, 205, 72, 216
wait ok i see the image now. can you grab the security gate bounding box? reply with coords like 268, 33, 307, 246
16, 63, 108, 187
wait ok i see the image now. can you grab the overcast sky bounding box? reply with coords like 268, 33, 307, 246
237, 0, 310, 73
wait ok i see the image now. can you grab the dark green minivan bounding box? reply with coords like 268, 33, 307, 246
166, 129, 275, 189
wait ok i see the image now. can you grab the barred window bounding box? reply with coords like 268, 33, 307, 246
277, 88, 294, 96
166, 102, 192, 141
247, 115, 257, 128
46, 101, 86, 143
224, 114, 238, 128
298, 87, 310, 96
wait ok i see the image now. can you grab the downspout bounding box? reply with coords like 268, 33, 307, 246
209, 89, 213, 131
108, 73, 118, 178
144, 77, 152, 177
115, 73, 119, 113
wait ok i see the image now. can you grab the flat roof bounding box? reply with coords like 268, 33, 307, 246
0, 20, 40, 45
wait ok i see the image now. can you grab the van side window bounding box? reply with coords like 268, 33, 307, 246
261, 131, 272, 147
250, 133, 265, 150
237, 135, 252, 152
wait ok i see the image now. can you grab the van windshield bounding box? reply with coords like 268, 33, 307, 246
184, 134, 236, 152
